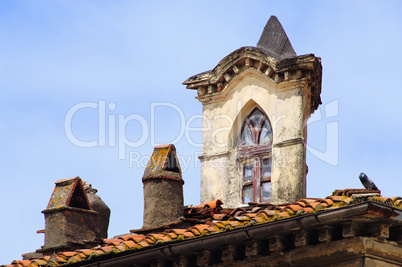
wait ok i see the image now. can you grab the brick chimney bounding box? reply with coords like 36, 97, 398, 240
142, 144, 184, 229
38, 177, 110, 254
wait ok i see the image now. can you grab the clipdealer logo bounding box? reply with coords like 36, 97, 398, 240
64, 99, 339, 170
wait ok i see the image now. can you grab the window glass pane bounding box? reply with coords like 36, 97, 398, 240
241, 125, 253, 145
244, 164, 253, 181
259, 121, 272, 144
243, 185, 253, 203
250, 110, 264, 130
262, 159, 271, 178
261, 182, 271, 201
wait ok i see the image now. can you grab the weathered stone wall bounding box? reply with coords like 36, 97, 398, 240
43, 209, 98, 249
143, 178, 184, 228
43, 211, 67, 249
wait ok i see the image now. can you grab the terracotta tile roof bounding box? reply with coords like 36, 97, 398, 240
2, 189, 402, 267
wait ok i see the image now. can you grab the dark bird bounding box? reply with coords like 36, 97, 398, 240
359, 172, 379, 190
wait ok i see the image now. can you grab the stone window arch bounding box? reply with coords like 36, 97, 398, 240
237, 108, 273, 203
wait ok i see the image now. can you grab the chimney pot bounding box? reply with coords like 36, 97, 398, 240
142, 144, 184, 229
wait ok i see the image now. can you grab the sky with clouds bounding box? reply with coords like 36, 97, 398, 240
1, 0, 402, 263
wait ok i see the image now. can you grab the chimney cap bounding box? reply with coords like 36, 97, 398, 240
142, 144, 183, 184
43, 176, 92, 212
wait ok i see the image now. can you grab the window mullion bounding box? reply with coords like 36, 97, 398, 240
254, 159, 261, 202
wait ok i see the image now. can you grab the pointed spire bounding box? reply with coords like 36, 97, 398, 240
257, 16, 296, 60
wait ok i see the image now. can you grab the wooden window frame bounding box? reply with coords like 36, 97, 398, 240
238, 108, 273, 203
241, 157, 272, 203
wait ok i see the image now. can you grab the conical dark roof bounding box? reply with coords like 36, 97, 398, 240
257, 16, 296, 60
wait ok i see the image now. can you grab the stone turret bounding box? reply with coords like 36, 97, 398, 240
183, 16, 322, 207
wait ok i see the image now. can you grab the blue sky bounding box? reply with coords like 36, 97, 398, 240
1, 0, 402, 263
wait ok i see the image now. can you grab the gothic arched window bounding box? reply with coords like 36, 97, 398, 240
238, 108, 273, 203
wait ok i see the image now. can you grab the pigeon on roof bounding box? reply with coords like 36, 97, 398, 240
257, 16, 297, 60
359, 172, 379, 190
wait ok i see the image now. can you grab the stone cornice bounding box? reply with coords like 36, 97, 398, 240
198, 151, 230, 161
183, 46, 322, 112
273, 137, 305, 148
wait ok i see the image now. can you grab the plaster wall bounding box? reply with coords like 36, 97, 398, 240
200, 70, 309, 206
